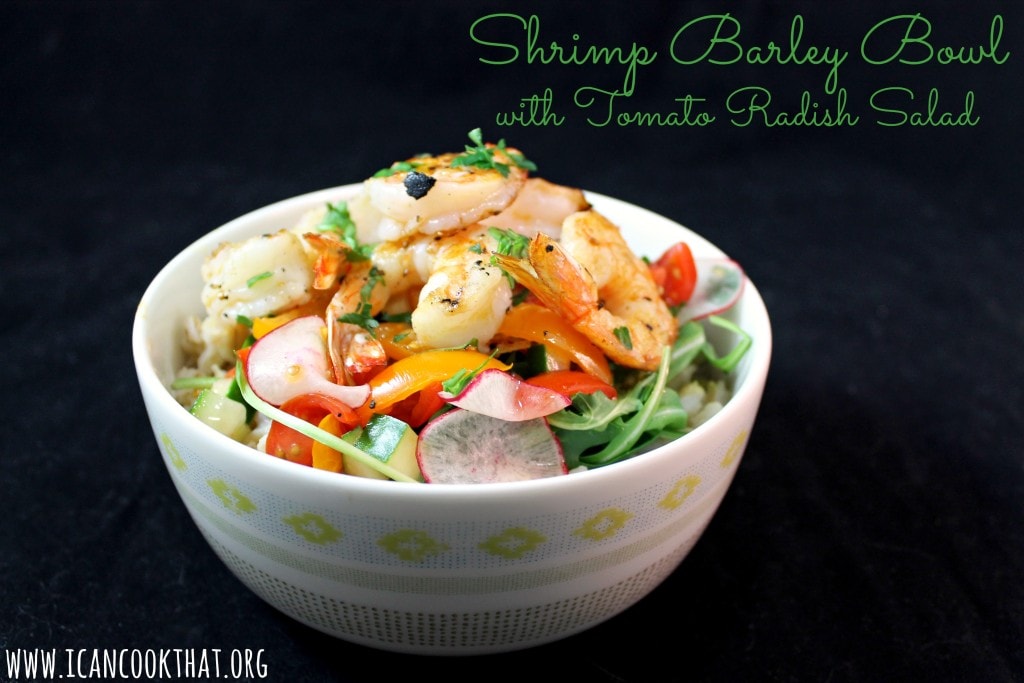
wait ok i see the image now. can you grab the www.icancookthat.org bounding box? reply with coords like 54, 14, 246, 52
3, 647, 268, 680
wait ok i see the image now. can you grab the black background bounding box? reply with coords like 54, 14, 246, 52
2, 1, 1021, 681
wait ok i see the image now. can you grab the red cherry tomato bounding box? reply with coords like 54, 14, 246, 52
265, 393, 359, 467
525, 370, 617, 400
650, 241, 698, 307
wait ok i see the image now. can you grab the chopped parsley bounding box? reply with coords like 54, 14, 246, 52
337, 267, 384, 334
372, 160, 419, 178
317, 201, 373, 261
488, 227, 530, 258
440, 350, 494, 396
246, 271, 272, 288
378, 311, 412, 324
613, 326, 633, 350
487, 227, 531, 288
450, 128, 537, 177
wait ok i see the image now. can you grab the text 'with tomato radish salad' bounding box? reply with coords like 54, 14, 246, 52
172, 129, 750, 484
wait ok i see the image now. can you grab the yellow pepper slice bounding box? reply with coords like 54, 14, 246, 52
375, 322, 424, 360
251, 291, 333, 339
311, 413, 345, 473
359, 349, 510, 420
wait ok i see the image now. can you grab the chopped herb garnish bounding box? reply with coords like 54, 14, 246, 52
372, 160, 419, 178
338, 311, 378, 333
379, 311, 413, 324
246, 271, 272, 288
468, 242, 483, 254
613, 326, 633, 350
488, 227, 530, 258
450, 128, 537, 177
317, 201, 355, 234
170, 376, 217, 391
317, 201, 373, 261
236, 314, 254, 328
337, 266, 384, 334
487, 227, 531, 288
441, 350, 495, 396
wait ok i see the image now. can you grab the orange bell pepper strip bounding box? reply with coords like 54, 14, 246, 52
311, 413, 347, 473
497, 303, 612, 384
357, 349, 510, 421
375, 321, 424, 361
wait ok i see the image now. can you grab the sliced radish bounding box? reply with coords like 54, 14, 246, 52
439, 368, 570, 421
417, 409, 567, 484
244, 315, 370, 407
676, 258, 745, 322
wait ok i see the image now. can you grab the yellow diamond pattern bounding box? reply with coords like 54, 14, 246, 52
378, 529, 449, 562
479, 527, 547, 559
574, 507, 633, 541
658, 475, 702, 510
720, 429, 749, 468
208, 479, 257, 515
160, 433, 186, 471
283, 512, 342, 545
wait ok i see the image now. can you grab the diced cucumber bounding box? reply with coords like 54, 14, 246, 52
212, 376, 255, 421
211, 377, 235, 395
342, 414, 422, 481
190, 388, 251, 441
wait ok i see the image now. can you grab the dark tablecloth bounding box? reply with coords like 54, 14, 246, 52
3, 2, 1020, 681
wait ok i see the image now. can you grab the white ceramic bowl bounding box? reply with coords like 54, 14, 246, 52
132, 184, 772, 655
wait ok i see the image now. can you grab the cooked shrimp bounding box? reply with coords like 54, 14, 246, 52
326, 261, 390, 385
484, 177, 590, 238
409, 229, 513, 350
358, 145, 529, 242
368, 227, 514, 351
300, 232, 352, 291
197, 230, 315, 371
493, 210, 677, 371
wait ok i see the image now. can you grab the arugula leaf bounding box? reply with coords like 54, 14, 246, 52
547, 389, 642, 432
548, 315, 753, 470
668, 321, 707, 378
702, 315, 752, 373
579, 347, 672, 466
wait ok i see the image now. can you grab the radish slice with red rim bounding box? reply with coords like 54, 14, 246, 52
439, 368, 570, 421
417, 409, 567, 484
676, 258, 745, 323
244, 315, 370, 407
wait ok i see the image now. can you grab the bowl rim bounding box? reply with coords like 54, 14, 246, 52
132, 183, 772, 502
